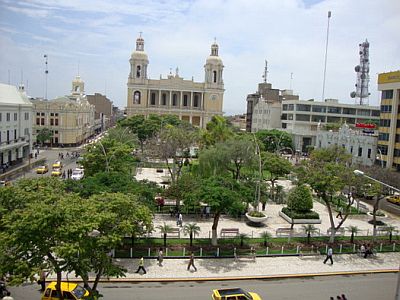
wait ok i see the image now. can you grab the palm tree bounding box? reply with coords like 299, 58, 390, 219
347, 225, 359, 243
157, 222, 174, 247
183, 223, 201, 246
238, 233, 249, 247
302, 225, 318, 244
260, 231, 272, 247
385, 225, 397, 242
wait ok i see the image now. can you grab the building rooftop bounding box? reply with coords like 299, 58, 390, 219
0, 83, 32, 106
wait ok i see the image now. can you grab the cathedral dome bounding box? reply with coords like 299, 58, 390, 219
131, 34, 149, 61
205, 41, 223, 66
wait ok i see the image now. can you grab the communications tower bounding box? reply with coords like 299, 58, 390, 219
350, 39, 370, 105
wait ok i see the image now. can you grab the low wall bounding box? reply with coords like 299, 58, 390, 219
279, 211, 322, 224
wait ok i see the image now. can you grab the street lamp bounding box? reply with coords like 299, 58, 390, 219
353, 169, 400, 300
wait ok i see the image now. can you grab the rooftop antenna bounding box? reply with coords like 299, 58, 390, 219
8, 69, 10, 85
20, 69, 23, 84
44, 54, 49, 100
290, 72, 293, 90
262, 60, 268, 83
350, 39, 370, 105
321, 11, 332, 102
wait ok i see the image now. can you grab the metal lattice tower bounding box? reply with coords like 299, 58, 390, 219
350, 39, 370, 105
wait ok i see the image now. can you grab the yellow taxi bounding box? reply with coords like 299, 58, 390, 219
212, 288, 262, 300
387, 195, 400, 205
52, 161, 63, 169
51, 168, 62, 177
36, 165, 49, 174
41, 281, 89, 300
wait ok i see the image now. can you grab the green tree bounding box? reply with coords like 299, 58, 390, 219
157, 223, 174, 247
105, 126, 138, 148
186, 176, 250, 246
261, 152, 292, 201
347, 225, 359, 243
255, 129, 293, 153
200, 115, 234, 148
260, 231, 272, 247
296, 146, 351, 242
36, 128, 53, 146
183, 223, 201, 247
287, 184, 313, 212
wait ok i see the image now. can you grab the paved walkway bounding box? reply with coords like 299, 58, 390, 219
48, 252, 400, 282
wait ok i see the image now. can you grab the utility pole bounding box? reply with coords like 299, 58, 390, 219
44, 54, 49, 100
322, 11, 332, 102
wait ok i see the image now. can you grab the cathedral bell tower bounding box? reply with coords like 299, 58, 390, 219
129, 33, 149, 85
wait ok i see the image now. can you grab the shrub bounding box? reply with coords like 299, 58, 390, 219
287, 184, 313, 212
248, 211, 266, 218
282, 207, 320, 219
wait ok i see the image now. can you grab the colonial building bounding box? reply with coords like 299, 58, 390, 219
0, 83, 33, 168
316, 123, 377, 166
377, 70, 400, 171
31, 76, 96, 147
126, 35, 224, 127
86, 93, 114, 131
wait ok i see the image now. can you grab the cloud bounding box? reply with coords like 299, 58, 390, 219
0, 0, 399, 114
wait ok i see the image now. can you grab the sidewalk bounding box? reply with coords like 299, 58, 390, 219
48, 252, 400, 282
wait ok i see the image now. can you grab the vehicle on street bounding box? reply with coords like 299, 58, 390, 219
212, 288, 262, 300
41, 281, 89, 300
71, 168, 84, 180
36, 165, 49, 174
52, 160, 63, 169
51, 168, 62, 177
387, 194, 400, 205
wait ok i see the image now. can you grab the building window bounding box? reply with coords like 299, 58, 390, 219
162, 93, 167, 105
41, 112, 45, 116
357, 109, 370, 116
55, 113, 58, 117
151, 93, 156, 105
394, 149, 400, 157
50, 113, 54, 116
350, 146, 353, 153
55, 119, 58, 126
41, 118, 44, 125
50, 119, 54, 126
213, 70, 217, 83
371, 110, 380, 117
367, 148, 371, 159
327, 116, 341, 123
395, 134, 400, 143
24, 112, 29, 120
296, 114, 310, 122
358, 147, 362, 157
327, 106, 341, 114
342, 107, 356, 115
172, 94, 177, 106
378, 133, 389, 141
183, 95, 188, 106
0, 113, 2, 122
296, 104, 311, 111
311, 115, 326, 122
133, 91, 141, 104
381, 90, 393, 99
14, 113, 17, 121
380, 105, 392, 113
283, 104, 294, 111
136, 65, 141, 78
194, 94, 199, 107
36, 112, 40, 116
312, 105, 326, 113
36, 118, 40, 125
6, 113, 10, 121
379, 119, 391, 127
24, 128, 29, 135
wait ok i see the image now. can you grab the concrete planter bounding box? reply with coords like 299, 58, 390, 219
279, 211, 321, 224
245, 212, 268, 223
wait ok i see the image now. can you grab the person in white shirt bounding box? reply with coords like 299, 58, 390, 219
2, 291, 14, 300
323, 246, 333, 265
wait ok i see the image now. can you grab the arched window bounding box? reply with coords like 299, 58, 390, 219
183, 95, 188, 106
136, 65, 141, 78
172, 94, 177, 106
213, 70, 217, 83
151, 92, 156, 105
133, 91, 141, 104
194, 94, 199, 107
162, 93, 167, 105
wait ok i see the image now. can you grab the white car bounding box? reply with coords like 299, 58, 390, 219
71, 169, 84, 180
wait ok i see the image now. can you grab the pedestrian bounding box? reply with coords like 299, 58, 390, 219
360, 244, 366, 257
330, 297, 334, 300
364, 244, 374, 258
158, 248, 164, 266
336, 296, 342, 300
341, 294, 347, 300
34, 153, 38, 159
1, 291, 14, 300
205, 206, 210, 218
323, 246, 333, 265
135, 257, 146, 274
187, 252, 197, 271
62, 170, 66, 179
177, 213, 183, 227
336, 206, 343, 219
38, 269, 47, 292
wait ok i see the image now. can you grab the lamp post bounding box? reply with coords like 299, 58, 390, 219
353, 169, 400, 300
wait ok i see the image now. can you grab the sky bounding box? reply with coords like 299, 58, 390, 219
0, 0, 399, 115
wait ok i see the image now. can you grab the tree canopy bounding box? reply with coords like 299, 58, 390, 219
255, 129, 293, 153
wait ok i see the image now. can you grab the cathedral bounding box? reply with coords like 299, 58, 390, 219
126, 34, 224, 128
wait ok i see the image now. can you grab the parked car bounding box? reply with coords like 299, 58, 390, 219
36, 165, 49, 174
52, 161, 63, 169
71, 169, 84, 180
51, 168, 62, 177
41, 281, 89, 300
212, 288, 262, 300
387, 195, 400, 205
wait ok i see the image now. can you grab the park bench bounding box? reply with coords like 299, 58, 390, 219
327, 227, 345, 236
163, 227, 180, 238
220, 228, 239, 238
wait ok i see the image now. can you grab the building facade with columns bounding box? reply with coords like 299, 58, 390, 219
126, 35, 224, 127
31, 76, 96, 147
0, 83, 33, 168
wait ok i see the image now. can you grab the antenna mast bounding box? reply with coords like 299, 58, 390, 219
44, 54, 49, 100
322, 11, 332, 101
350, 39, 370, 105
262, 60, 268, 83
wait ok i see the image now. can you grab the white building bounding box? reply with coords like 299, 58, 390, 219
0, 83, 33, 168
316, 123, 378, 166
281, 98, 380, 152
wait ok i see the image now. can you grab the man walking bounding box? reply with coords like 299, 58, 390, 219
187, 252, 197, 271
1, 291, 14, 300
135, 257, 147, 274
323, 246, 333, 265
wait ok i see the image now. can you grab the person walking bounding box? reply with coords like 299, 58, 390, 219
135, 257, 147, 274
177, 213, 183, 227
158, 248, 164, 266
187, 252, 197, 271
1, 291, 14, 300
323, 246, 333, 265
336, 206, 343, 219
38, 269, 47, 292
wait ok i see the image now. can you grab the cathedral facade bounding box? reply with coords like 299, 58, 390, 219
126, 35, 224, 128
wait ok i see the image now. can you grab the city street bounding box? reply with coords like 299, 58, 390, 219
8, 273, 398, 300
